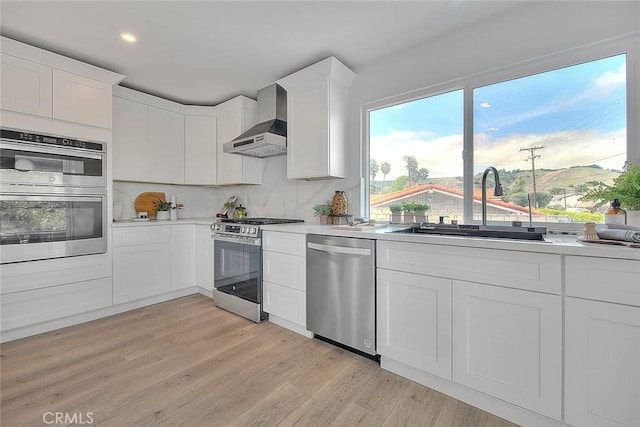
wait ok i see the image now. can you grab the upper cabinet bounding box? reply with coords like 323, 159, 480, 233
52, 69, 113, 128
112, 87, 185, 184
215, 96, 262, 185
0, 53, 52, 118
277, 56, 355, 180
0, 37, 124, 128
184, 112, 217, 185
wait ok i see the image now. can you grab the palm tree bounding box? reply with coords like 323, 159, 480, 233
402, 155, 418, 186
381, 162, 391, 181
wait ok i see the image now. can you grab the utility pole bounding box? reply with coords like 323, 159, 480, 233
520, 146, 544, 209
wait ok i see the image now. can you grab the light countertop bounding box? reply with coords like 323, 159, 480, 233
112, 219, 640, 260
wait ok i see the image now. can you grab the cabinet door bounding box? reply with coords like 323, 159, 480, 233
195, 225, 213, 290
52, 69, 112, 128
0, 53, 52, 117
149, 106, 185, 184
263, 251, 305, 292
185, 115, 217, 185
453, 280, 562, 420
216, 106, 261, 185
263, 281, 306, 326
565, 298, 640, 427
286, 76, 330, 179
170, 225, 196, 290
112, 97, 151, 181
377, 269, 452, 380
113, 244, 171, 304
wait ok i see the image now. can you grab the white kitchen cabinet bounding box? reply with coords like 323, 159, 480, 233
52, 69, 112, 128
377, 268, 452, 380
112, 88, 185, 184
277, 56, 355, 180
0, 53, 52, 118
262, 231, 308, 335
195, 225, 213, 291
215, 96, 261, 185
185, 114, 217, 185
149, 106, 185, 184
1, 277, 112, 331
171, 225, 196, 290
453, 280, 562, 420
113, 226, 172, 304
565, 297, 640, 427
112, 96, 150, 181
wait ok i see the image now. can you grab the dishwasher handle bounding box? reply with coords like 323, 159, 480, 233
307, 242, 372, 256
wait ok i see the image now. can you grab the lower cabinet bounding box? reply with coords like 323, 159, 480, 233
170, 225, 196, 290
262, 231, 307, 334
113, 226, 172, 304
377, 268, 452, 380
195, 225, 213, 291
453, 280, 562, 420
565, 297, 640, 427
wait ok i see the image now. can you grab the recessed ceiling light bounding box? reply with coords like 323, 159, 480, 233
120, 32, 137, 43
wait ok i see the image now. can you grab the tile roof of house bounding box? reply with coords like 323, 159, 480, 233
370, 183, 541, 215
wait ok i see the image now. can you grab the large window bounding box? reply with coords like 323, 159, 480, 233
367, 53, 628, 226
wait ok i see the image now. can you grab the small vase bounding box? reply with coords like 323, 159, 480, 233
319, 214, 329, 225
156, 211, 170, 220
170, 209, 178, 221
332, 191, 348, 216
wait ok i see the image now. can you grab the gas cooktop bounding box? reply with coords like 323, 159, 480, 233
220, 217, 304, 225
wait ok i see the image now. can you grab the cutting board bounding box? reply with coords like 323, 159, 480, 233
134, 192, 166, 218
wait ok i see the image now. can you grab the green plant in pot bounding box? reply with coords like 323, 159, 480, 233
154, 199, 171, 220
389, 203, 403, 224
412, 203, 430, 223
312, 201, 332, 225
580, 162, 640, 226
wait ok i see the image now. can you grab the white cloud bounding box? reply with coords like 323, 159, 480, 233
595, 63, 626, 89
372, 128, 627, 181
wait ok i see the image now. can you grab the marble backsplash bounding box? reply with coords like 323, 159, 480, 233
113, 155, 359, 223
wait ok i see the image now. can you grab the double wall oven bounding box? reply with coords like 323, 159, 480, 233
211, 218, 303, 322
0, 128, 107, 264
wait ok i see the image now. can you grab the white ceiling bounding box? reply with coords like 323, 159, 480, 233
0, 1, 523, 105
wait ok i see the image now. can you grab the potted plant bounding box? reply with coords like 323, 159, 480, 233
581, 162, 640, 226
224, 200, 237, 219
312, 201, 331, 225
154, 199, 171, 220
401, 201, 419, 223
413, 203, 430, 223
389, 203, 403, 224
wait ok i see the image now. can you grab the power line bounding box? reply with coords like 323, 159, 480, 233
520, 146, 545, 208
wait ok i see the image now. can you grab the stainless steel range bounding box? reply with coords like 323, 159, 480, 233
211, 217, 303, 322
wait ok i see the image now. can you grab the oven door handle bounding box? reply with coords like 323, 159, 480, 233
212, 235, 261, 246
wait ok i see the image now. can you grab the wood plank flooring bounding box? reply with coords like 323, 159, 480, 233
1, 294, 518, 426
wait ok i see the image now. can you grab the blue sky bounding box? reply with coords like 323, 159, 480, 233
370, 54, 627, 179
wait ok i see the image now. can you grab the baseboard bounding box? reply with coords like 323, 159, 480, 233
381, 357, 567, 427
1, 287, 198, 343
197, 287, 213, 299
268, 314, 313, 338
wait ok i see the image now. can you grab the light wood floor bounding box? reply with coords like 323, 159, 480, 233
1, 294, 518, 427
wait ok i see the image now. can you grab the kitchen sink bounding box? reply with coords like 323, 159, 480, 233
389, 223, 547, 241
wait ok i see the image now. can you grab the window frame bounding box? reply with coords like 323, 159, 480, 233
362, 34, 638, 231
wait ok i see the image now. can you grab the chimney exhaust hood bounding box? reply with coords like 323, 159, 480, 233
223, 84, 287, 158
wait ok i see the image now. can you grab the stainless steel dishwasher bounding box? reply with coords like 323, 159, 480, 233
306, 234, 376, 357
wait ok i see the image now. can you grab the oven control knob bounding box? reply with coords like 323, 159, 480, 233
241, 226, 246, 234
251, 228, 257, 234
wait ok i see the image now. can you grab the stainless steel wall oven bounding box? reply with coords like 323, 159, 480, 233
0, 129, 107, 264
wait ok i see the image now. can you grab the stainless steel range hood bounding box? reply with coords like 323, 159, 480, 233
223, 84, 287, 158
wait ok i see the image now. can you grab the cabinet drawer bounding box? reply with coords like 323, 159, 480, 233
263, 231, 306, 256
1, 277, 112, 331
263, 251, 305, 291
263, 281, 306, 326
0, 253, 111, 294
113, 226, 171, 247
565, 256, 640, 306
378, 241, 561, 294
